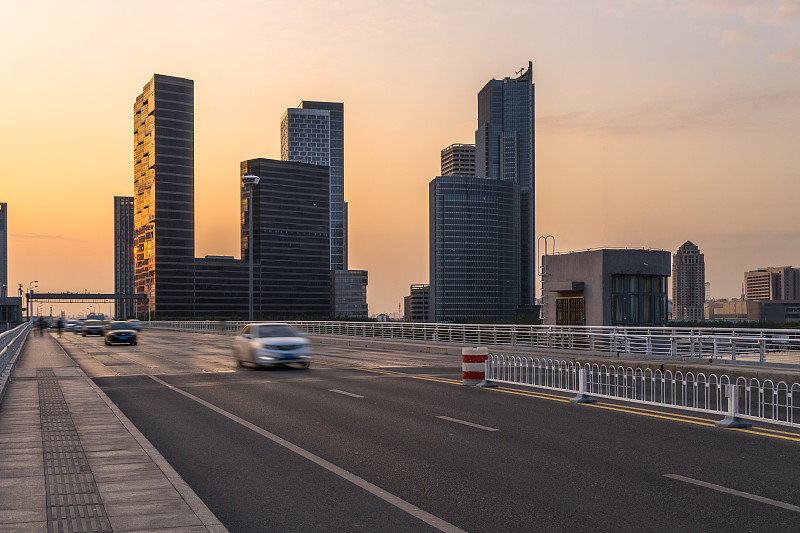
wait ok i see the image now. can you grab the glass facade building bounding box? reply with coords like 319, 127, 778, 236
281, 101, 346, 271
0, 202, 7, 298
332, 269, 368, 318
133, 74, 195, 318
193, 256, 249, 318
113, 196, 135, 319
429, 175, 518, 322
241, 158, 331, 318
475, 61, 535, 311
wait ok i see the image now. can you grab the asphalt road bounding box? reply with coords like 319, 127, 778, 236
56, 329, 800, 532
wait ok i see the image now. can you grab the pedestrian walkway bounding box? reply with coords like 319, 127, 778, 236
0, 331, 228, 532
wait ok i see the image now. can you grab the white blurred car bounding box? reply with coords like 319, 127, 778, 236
233, 323, 311, 369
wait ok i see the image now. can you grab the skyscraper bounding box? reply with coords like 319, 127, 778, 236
430, 62, 534, 322
0, 203, 7, 298
430, 175, 518, 322
475, 61, 535, 309
133, 74, 195, 318
114, 196, 135, 318
241, 158, 332, 318
281, 101, 346, 270
672, 241, 705, 321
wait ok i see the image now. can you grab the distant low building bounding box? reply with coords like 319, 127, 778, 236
705, 298, 800, 323
744, 266, 800, 301
404, 284, 430, 322
332, 270, 368, 318
542, 248, 671, 327
705, 299, 752, 321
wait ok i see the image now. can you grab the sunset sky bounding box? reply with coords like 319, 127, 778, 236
3, 0, 800, 317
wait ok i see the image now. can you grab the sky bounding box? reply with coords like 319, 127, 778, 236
2, 0, 800, 317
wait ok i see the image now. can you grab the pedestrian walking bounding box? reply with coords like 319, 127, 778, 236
56, 317, 64, 337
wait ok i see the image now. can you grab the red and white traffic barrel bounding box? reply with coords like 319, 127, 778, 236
462, 347, 489, 385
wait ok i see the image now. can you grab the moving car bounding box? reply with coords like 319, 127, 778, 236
103, 321, 138, 346
73, 319, 87, 335
65, 320, 79, 332
82, 319, 105, 336
233, 323, 311, 369
127, 319, 142, 332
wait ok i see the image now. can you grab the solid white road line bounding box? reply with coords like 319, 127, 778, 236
148, 375, 466, 533
436, 416, 499, 432
329, 389, 365, 398
664, 474, 800, 513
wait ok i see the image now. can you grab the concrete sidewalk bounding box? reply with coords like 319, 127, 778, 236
0, 331, 228, 532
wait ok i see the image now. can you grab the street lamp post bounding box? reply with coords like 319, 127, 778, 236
28, 281, 38, 322
242, 174, 260, 322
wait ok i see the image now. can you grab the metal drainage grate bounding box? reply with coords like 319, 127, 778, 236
38, 368, 112, 532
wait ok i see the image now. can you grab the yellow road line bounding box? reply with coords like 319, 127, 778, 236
315, 359, 800, 442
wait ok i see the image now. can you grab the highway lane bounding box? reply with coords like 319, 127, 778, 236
55, 330, 800, 532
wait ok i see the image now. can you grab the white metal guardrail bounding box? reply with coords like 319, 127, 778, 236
0, 323, 32, 403
485, 354, 800, 428
147, 321, 800, 366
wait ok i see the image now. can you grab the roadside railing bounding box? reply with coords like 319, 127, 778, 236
485, 354, 800, 428
147, 321, 800, 366
0, 323, 32, 403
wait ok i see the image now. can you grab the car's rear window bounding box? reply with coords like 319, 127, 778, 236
110, 322, 132, 330
85, 320, 103, 325
255, 325, 298, 338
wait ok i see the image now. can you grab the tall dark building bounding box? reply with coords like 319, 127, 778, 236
430, 176, 518, 322
281, 101, 346, 270
113, 196, 135, 318
0, 202, 7, 298
672, 241, 705, 321
475, 61, 535, 310
133, 74, 195, 318
430, 62, 534, 323
241, 159, 331, 318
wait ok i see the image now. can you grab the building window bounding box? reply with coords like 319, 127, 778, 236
556, 297, 585, 326
611, 275, 667, 326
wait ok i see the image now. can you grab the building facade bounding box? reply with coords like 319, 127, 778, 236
475, 61, 535, 311
0, 203, 7, 298
133, 74, 195, 318
441, 144, 475, 176
193, 256, 249, 318
281, 101, 346, 271
241, 158, 331, 318
672, 241, 705, 321
332, 269, 368, 318
744, 266, 800, 301
430, 175, 517, 322
542, 249, 670, 327
404, 284, 430, 322
114, 196, 135, 319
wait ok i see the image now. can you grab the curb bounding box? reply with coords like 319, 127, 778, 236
55, 336, 229, 533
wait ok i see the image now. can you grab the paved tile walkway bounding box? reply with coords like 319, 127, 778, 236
0, 331, 228, 532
